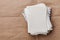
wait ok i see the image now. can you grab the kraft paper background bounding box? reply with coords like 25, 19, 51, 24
0, 0, 60, 40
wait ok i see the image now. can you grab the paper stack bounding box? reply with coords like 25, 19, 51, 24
23, 3, 52, 35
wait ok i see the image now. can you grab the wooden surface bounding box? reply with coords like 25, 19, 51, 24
0, 0, 60, 40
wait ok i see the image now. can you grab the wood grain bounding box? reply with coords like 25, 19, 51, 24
0, 0, 60, 40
